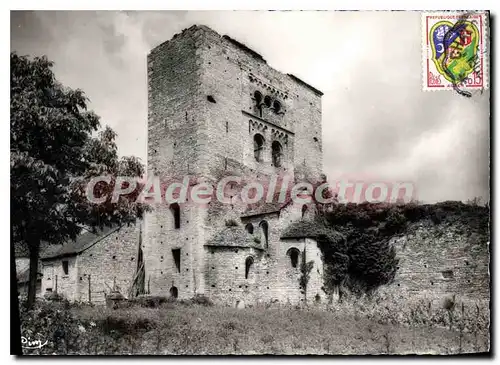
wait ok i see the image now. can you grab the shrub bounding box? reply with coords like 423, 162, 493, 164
190, 295, 213, 307
43, 292, 65, 302
130, 295, 168, 308
430, 208, 445, 224
443, 295, 456, 311
318, 203, 403, 295
99, 313, 154, 336
225, 219, 238, 227
384, 209, 407, 235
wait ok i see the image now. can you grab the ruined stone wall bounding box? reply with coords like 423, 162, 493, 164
380, 221, 490, 306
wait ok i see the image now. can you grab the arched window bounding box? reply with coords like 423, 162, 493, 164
169, 286, 178, 299
301, 204, 308, 218
254, 91, 263, 105
170, 203, 180, 229
272, 141, 283, 167
254, 134, 265, 162
264, 95, 272, 108
254, 91, 263, 117
273, 100, 281, 113
245, 256, 254, 279
259, 220, 269, 247
287, 248, 300, 268
245, 223, 254, 234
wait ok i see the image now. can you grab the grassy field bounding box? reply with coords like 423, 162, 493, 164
19, 298, 489, 355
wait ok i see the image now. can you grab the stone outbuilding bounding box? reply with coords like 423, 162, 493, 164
39, 223, 142, 304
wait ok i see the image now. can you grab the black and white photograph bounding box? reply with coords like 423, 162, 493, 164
10, 8, 491, 356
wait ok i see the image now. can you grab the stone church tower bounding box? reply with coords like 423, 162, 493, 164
143, 25, 325, 305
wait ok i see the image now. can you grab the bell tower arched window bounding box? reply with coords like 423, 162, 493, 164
254, 134, 265, 162
259, 220, 269, 248
254, 91, 263, 117
264, 95, 272, 108
272, 141, 283, 167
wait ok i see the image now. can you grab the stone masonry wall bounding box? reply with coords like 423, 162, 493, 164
41, 223, 141, 304
195, 25, 323, 182
144, 24, 325, 303
146, 26, 211, 299
379, 220, 490, 306
204, 246, 263, 306
76, 223, 141, 303
143, 204, 206, 299
201, 201, 324, 306
41, 255, 78, 300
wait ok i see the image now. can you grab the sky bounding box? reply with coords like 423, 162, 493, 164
10, 10, 490, 203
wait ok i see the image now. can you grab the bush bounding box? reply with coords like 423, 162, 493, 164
225, 219, 238, 227
443, 295, 456, 311
190, 295, 213, 306
347, 239, 398, 293
99, 313, 154, 336
130, 295, 169, 308
318, 203, 403, 294
43, 291, 65, 302
430, 208, 445, 224
384, 209, 407, 235
19, 300, 84, 354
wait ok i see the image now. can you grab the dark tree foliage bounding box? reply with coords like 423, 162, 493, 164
347, 238, 398, 294
11, 53, 149, 311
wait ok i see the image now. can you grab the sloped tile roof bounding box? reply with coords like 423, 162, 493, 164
40, 225, 121, 260
205, 226, 264, 250
281, 219, 344, 244
241, 197, 293, 218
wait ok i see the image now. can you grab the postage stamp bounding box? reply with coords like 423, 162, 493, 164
422, 11, 488, 92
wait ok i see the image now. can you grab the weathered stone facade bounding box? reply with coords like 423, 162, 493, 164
143, 24, 325, 305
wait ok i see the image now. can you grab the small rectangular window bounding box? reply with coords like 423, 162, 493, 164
62, 260, 69, 275
172, 249, 181, 273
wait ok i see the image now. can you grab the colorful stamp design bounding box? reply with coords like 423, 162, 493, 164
422, 11, 488, 91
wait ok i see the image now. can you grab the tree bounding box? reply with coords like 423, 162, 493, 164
11, 52, 148, 310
